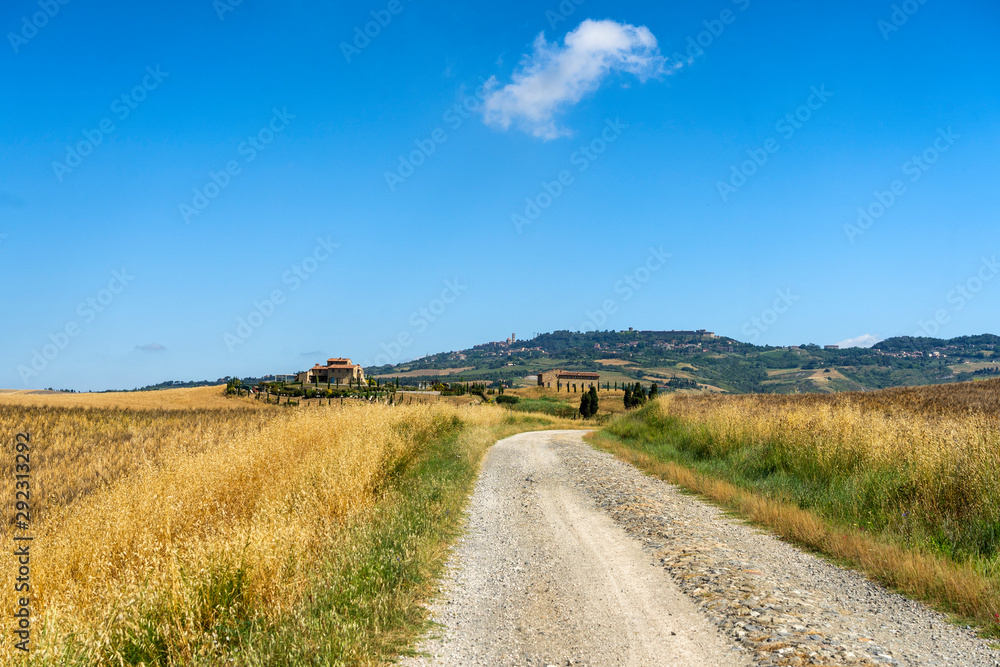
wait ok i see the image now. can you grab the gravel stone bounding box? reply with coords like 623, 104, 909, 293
401, 431, 1000, 666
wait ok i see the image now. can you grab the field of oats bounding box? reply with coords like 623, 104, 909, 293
596, 378, 1000, 632
0, 388, 551, 665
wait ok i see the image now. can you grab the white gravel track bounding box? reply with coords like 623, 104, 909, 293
400, 430, 1000, 666
402, 430, 748, 666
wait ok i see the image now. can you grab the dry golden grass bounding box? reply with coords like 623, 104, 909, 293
394, 392, 487, 407
704, 377, 1000, 418
593, 359, 634, 366
0, 403, 282, 530
0, 394, 509, 665
655, 383, 1000, 523
0, 385, 266, 411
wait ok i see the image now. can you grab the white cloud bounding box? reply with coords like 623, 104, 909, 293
482, 19, 671, 140
833, 334, 882, 349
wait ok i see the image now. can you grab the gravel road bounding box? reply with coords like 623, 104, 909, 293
401, 430, 1000, 666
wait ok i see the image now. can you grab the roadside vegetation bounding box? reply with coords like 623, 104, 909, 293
0, 389, 573, 665
506, 393, 581, 419
591, 379, 1000, 634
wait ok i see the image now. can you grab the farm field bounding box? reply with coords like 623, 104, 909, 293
0, 385, 265, 411
593, 378, 1000, 634
0, 387, 573, 665
372, 366, 475, 379
505, 385, 628, 419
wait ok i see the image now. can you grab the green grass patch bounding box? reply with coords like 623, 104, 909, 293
200, 414, 562, 666
508, 395, 579, 419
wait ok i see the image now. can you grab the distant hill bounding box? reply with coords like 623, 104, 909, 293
109, 377, 275, 392
874, 334, 1000, 353
364, 330, 1000, 395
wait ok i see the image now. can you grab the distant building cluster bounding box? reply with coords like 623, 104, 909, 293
634, 329, 715, 337
474, 333, 517, 350
880, 350, 945, 359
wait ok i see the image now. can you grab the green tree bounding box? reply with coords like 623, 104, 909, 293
632, 382, 646, 406
587, 385, 599, 415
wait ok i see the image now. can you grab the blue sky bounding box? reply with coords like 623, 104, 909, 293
2, 0, 998, 390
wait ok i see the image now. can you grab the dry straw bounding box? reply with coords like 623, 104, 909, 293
1, 400, 504, 664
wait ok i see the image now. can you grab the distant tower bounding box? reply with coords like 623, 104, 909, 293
512, 333, 516, 343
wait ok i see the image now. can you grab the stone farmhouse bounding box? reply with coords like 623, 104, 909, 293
297, 358, 366, 385
537, 369, 600, 391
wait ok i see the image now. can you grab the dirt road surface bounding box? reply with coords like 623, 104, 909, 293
403, 430, 747, 666
402, 430, 1000, 666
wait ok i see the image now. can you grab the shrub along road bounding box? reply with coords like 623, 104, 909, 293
402, 431, 1000, 666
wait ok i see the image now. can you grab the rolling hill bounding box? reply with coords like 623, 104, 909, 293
365, 330, 1000, 394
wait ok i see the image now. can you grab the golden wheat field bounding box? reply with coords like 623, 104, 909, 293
0, 388, 509, 665
0, 385, 268, 411
655, 379, 1000, 518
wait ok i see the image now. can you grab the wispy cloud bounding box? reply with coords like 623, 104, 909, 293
136, 343, 166, 352
834, 334, 881, 349
482, 19, 670, 140
300, 350, 322, 357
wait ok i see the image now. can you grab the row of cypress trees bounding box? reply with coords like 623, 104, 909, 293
623, 382, 658, 409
